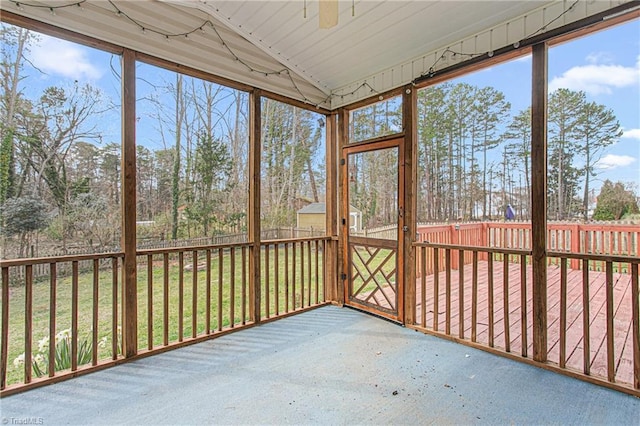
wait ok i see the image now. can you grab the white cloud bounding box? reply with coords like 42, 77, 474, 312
28, 35, 103, 81
596, 154, 637, 170
585, 51, 614, 65
549, 55, 639, 95
622, 128, 640, 140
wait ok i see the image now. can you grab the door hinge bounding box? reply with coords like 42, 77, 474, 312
340, 158, 346, 166
342, 218, 346, 225
341, 273, 347, 280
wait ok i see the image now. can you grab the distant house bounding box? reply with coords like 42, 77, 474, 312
297, 203, 362, 232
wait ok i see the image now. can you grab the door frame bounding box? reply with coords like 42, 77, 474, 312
341, 135, 405, 322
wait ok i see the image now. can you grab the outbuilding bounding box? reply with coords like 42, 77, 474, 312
297, 203, 362, 233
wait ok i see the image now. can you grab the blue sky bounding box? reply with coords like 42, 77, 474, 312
457, 19, 640, 190
14, 17, 640, 193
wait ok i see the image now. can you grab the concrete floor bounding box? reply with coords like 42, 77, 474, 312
1, 306, 639, 425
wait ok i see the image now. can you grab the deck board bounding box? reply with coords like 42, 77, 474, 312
416, 260, 635, 386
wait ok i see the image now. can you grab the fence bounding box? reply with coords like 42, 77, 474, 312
416, 221, 640, 275
5, 228, 326, 285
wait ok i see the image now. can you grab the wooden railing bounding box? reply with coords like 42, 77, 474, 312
0, 237, 328, 395
0, 253, 124, 393
417, 221, 640, 274
413, 242, 640, 395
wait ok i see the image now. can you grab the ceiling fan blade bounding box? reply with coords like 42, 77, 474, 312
319, 0, 339, 29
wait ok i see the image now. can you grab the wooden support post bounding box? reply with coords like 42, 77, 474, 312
531, 42, 548, 363
402, 84, 417, 325
570, 224, 580, 270
450, 225, 459, 270
337, 108, 349, 305
121, 48, 137, 358
248, 89, 262, 322
325, 113, 338, 303
481, 223, 488, 261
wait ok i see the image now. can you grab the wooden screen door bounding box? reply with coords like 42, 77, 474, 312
342, 137, 403, 322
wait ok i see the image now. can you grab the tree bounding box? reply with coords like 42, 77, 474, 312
473, 86, 510, 219
187, 134, 232, 235
548, 89, 585, 219
0, 26, 34, 204
1, 196, 49, 258
504, 108, 532, 219
261, 99, 319, 228
0, 129, 15, 203
592, 180, 639, 220
66, 192, 118, 248
170, 74, 186, 240
417, 84, 448, 221
573, 101, 622, 219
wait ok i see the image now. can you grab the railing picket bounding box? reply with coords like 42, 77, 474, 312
71, 261, 78, 372
632, 262, 639, 389
163, 253, 169, 346
25, 265, 33, 383
471, 251, 478, 342
315, 240, 320, 304
606, 261, 614, 382
192, 250, 198, 338
520, 254, 527, 358
1, 267, 9, 388
93, 258, 100, 364
307, 241, 312, 307
230, 247, 235, 328
275, 244, 280, 315
582, 260, 590, 375
178, 252, 184, 342
147, 254, 153, 350
218, 248, 223, 331
265, 244, 270, 319
48, 263, 56, 377
285, 243, 289, 313
292, 243, 297, 310
445, 249, 451, 335
560, 258, 567, 368
315, 240, 324, 305
206, 250, 211, 334
300, 241, 305, 309
433, 248, 439, 331
421, 247, 426, 328
503, 255, 510, 352
459, 250, 465, 339
242, 247, 247, 325
488, 255, 494, 348
112, 258, 119, 358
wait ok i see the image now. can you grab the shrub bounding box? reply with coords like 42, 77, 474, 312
14, 329, 107, 377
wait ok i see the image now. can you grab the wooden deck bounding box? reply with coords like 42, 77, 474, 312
415, 261, 636, 386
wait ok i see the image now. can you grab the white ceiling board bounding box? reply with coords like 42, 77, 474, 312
1, 0, 331, 107
2, 0, 634, 110
201, 1, 557, 95
329, 0, 634, 108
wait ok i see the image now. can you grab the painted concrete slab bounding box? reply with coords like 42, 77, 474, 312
1, 306, 639, 425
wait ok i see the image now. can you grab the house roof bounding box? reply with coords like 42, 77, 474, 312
298, 202, 327, 214
298, 202, 361, 214
2, 1, 634, 109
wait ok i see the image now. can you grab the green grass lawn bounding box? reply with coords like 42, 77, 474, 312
2, 245, 324, 387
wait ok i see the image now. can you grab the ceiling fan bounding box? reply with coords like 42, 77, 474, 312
318, 0, 338, 28
306, 0, 354, 29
